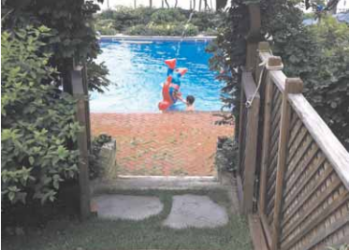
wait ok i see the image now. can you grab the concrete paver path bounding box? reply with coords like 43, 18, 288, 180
163, 194, 229, 229
92, 194, 229, 229
93, 195, 164, 220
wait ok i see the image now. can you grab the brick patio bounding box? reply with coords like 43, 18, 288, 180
91, 112, 234, 176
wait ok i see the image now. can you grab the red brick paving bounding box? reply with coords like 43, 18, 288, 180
91, 112, 234, 176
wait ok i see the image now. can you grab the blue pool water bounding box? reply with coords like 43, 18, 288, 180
90, 40, 224, 112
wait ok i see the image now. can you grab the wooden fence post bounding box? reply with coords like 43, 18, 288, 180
82, 62, 91, 150
258, 42, 273, 217
271, 78, 303, 250
241, 72, 260, 214
259, 78, 272, 214
245, 3, 261, 72
72, 66, 91, 221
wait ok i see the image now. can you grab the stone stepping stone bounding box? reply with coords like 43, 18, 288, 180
92, 195, 163, 220
163, 194, 228, 229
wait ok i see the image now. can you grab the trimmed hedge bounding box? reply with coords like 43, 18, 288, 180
94, 7, 219, 36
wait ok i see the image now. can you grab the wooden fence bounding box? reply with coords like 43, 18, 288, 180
237, 71, 260, 213
71, 65, 91, 220
238, 42, 349, 250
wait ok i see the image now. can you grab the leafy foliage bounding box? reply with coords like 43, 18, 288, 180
96, 6, 157, 33
1, 26, 80, 204
95, 7, 220, 36
209, 0, 349, 149
263, 3, 349, 149
126, 23, 199, 36
2, 0, 110, 93
87, 60, 111, 93
150, 8, 187, 24
94, 18, 117, 35
89, 134, 112, 180
305, 17, 349, 148
206, 4, 249, 135
215, 137, 239, 173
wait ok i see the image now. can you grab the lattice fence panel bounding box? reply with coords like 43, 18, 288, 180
265, 85, 282, 226
278, 114, 349, 250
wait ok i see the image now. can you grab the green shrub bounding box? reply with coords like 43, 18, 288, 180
107, 6, 157, 32
125, 23, 199, 36
87, 60, 111, 93
202, 27, 218, 36
89, 134, 112, 180
215, 137, 239, 173
191, 12, 220, 32
134, 6, 157, 24
125, 24, 148, 35
1, 26, 80, 204
2, 0, 110, 95
109, 7, 140, 32
269, 13, 349, 149
304, 17, 349, 149
183, 23, 199, 36
150, 8, 186, 25
95, 7, 222, 36
208, 0, 349, 151
94, 18, 117, 35
99, 9, 117, 19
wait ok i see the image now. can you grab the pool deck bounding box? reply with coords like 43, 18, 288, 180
91, 112, 234, 176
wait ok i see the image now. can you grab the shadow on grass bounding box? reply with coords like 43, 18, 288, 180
2, 189, 252, 250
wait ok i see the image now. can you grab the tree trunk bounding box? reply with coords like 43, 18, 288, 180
162, 0, 164, 8
149, 0, 152, 8
199, 0, 202, 11
193, 0, 196, 10
134, 0, 137, 9
327, 0, 339, 14
204, 0, 209, 11
174, 0, 178, 8
190, 0, 192, 10
164, 0, 170, 8
329, 5, 338, 14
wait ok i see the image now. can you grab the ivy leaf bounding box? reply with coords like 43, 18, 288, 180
8, 192, 15, 202
29, 156, 35, 165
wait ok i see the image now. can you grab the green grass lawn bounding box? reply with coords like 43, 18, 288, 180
2, 190, 252, 250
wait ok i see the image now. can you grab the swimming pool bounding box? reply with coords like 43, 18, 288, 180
90, 39, 224, 112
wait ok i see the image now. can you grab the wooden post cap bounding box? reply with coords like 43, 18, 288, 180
258, 42, 270, 52
266, 56, 284, 71
268, 56, 282, 67
285, 78, 304, 94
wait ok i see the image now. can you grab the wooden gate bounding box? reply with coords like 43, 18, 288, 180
238, 41, 349, 250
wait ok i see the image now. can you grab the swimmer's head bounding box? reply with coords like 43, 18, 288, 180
186, 95, 195, 105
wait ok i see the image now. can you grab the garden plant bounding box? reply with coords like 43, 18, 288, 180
94, 7, 221, 36
1, 0, 111, 217
208, 0, 349, 150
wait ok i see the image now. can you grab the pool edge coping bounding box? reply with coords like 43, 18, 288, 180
99, 35, 216, 41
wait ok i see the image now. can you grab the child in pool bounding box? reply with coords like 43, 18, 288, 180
186, 95, 195, 111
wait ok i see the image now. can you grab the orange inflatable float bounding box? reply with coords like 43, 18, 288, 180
158, 59, 187, 111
